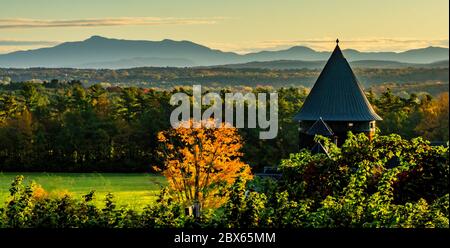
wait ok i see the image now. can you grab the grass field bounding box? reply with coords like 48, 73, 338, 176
0, 172, 166, 210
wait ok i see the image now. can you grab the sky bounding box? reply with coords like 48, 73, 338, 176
0, 0, 448, 54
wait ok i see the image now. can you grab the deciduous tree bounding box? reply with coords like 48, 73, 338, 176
156, 119, 252, 208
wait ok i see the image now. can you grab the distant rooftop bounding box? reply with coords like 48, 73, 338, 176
306, 118, 334, 136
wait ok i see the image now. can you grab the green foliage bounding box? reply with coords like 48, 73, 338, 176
140, 187, 187, 228
0, 172, 165, 209
373, 89, 449, 141
224, 133, 449, 228
1, 132, 448, 229
220, 177, 268, 228
0, 82, 448, 228
0, 176, 188, 228
0, 84, 173, 172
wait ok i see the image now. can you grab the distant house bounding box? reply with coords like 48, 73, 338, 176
294, 40, 382, 150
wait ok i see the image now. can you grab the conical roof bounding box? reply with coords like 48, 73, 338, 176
294, 42, 382, 121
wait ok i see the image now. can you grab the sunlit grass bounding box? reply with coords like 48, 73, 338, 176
0, 172, 166, 210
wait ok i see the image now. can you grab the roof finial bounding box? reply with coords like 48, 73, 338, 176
336, 38, 339, 45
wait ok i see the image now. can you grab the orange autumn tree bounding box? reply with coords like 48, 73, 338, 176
156, 118, 252, 209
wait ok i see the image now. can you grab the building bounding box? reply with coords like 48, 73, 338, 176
294, 39, 382, 149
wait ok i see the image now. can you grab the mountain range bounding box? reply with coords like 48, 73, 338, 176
210, 59, 449, 70
0, 36, 448, 69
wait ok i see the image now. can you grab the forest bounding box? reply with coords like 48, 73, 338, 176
0, 67, 448, 93
0, 81, 448, 172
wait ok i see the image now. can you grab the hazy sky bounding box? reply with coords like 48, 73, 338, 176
1, 0, 448, 54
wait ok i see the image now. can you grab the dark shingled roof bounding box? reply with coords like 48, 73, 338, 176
294, 43, 382, 121
306, 118, 334, 136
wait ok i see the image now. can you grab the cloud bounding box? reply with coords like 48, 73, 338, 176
207, 38, 450, 54
0, 39, 62, 54
0, 40, 60, 46
0, 17, 224, 29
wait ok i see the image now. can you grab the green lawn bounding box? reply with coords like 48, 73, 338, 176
0, 172, 166, 210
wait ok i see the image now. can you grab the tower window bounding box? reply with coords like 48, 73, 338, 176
348, 122, 353, 127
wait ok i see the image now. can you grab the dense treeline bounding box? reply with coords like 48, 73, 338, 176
0, 82, 448, 172
369, 89, 449, 141
1, 66, 448, 90
368, 81, 449, 97
1, 133, 447, 227
0, 82, 173, 171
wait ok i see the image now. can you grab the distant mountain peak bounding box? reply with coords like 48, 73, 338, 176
86, 35, 109, 41
287, 46, 316, 52
405, 46, 448, 52
425, 46, 446, 49
342, 48, 359, 53
161, 38, 176, 42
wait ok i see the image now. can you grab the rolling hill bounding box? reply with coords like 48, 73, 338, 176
210, 59, 449, 70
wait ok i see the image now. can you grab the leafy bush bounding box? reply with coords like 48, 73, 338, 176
0, 134, 448, 228
0, 176, 190, 228
220, 133, 449, 228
